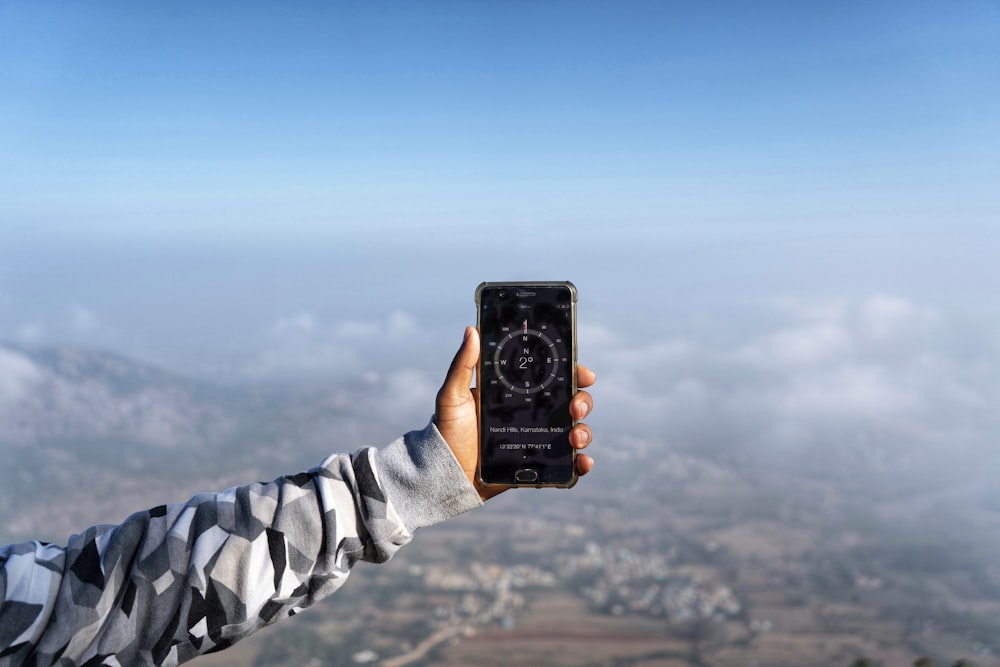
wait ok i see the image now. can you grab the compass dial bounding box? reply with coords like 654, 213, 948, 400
492, 320, 561, 395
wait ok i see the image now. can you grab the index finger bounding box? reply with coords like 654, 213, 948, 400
577, 365, 596, 389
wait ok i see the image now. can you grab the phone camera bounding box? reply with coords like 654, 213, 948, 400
498, 289, 508, 299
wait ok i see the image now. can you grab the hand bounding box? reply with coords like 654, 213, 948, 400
435, 326, 596, 500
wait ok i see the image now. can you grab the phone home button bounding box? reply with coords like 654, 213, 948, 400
514, 469, 539, 483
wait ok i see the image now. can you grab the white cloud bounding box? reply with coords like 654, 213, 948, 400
0, 347, 44, 404
247, 309, 430, 380
67, 305, 117, 341
15, 322, 45, 343
857, 294, 928, 342
586, 294, 999, 484
335, 320, 379, 339
270, 312, 317, 338
387, 310, 417, 338
242, 342, 361, 379
376, 367, 439, 426
739, 321, 852, 368
70, 305, 102, 334
777, 364, 916, 418
578, 322, 621, 350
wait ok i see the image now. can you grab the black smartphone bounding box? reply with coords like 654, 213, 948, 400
475, 281, 578, 488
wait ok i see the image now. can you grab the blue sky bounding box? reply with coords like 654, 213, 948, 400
1, 1, 998, 374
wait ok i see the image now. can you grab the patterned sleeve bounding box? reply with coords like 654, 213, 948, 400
0, 421, 483, 667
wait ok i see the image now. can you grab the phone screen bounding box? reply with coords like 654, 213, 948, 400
476, 282, 577, 487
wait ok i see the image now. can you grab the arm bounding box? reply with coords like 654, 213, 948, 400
0, 423, 481, 666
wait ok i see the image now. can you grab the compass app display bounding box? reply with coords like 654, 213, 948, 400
476, 282, 577, 487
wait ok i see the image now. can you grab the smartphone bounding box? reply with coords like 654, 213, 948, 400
475, 281, 578, 488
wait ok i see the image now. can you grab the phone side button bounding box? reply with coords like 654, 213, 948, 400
514, 469, 539, 483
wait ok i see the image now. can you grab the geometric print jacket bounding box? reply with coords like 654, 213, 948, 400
0, 422, 483, 666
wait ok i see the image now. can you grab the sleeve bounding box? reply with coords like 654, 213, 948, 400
0, 421, 482, 667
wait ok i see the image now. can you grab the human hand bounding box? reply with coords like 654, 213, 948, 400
435, 326, 595, 500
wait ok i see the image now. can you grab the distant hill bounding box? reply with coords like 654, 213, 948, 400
0, 343, 384, 544
0, 343, 234, 449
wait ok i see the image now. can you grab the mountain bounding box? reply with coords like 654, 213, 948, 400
0, 343, 377, 544
0, 344, 234, 449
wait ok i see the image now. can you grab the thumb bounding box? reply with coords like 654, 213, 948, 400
439, 326, 479, 405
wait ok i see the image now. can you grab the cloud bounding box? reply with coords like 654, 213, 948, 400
387, 310, 417, 338
335, 320, 380, 339
857, 294, 935, 343
15, 322, 45, 343
0, 347, 44, 404
70, 305, 102, 334
587, 294, 1000, 485
1, 309, 114, 349
243, 341, 362, 379
739, 321, 852, 368
372, 366, 440, 428
270, 312, 317, 338
776, 364, 916, 418
68, 305, 117, 341
246, 309, 431, 380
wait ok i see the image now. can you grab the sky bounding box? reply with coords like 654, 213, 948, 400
1, 1, 999, 396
